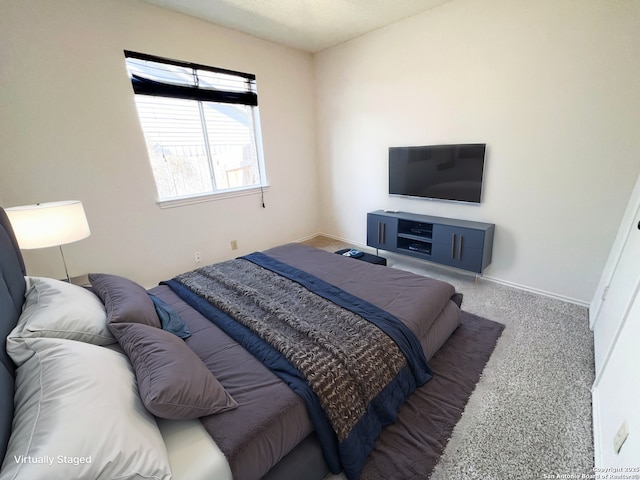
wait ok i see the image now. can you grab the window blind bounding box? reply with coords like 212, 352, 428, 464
124, 50, 258, 106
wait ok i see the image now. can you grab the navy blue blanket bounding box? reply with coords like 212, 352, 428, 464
165, 252, 432, 479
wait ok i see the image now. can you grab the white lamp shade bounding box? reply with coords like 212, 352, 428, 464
6, 201, 91, 250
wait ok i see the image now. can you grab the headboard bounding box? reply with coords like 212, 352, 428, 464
0, 207, 26, 462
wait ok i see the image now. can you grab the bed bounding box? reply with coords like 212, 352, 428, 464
0, 206, 463, 480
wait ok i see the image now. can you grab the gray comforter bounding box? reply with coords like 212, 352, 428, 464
151, 243, 460, 480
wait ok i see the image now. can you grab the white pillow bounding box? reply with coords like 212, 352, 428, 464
7, 277, 114, 366
0, 337, 172, 480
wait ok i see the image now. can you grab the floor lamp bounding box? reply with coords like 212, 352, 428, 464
6, 201, 91, 282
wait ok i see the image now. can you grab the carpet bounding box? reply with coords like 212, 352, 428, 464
359, 311, 504, 479
312, 237, 593, 479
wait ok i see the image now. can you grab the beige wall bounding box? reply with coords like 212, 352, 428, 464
314, 0, 640, 304
2, 0, 640, 303
0, 0, 318, 287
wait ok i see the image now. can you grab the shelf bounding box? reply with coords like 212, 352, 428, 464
397, 237, 432, 256
397, 246, 432, 256
398, 232, 433, 242
398, 219, 433, 240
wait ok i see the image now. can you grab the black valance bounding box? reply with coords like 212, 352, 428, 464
125, 50, 258, 107
130, 75, 258, 106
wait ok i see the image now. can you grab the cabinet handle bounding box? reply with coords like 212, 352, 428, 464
377, 222, 386, 244
458, 235, 463, 260
451, 234, 456, 259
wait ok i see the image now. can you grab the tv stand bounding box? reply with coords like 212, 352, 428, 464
366, 210, 495, 274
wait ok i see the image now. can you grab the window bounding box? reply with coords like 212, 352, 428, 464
124, 50, 267, 205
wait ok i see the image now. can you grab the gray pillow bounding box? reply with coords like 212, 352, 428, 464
9, 277, 114, 356
89, 273, 161, 328
109, 321, 237, 419
2, 337, 172, 479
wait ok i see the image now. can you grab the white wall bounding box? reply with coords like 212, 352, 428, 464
314, 0, 640, 304
2, 0, 640, 303
0, 0, 318, 287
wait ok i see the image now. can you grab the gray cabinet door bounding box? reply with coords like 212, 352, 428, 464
432, 225, 485, 273
366, 214, 398, 250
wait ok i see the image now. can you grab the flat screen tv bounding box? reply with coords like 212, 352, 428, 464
389, 143, 486, 204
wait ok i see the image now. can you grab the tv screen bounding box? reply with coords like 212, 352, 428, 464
389, 143, 486, 203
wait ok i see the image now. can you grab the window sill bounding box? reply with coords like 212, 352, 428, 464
157, 185, 270, 209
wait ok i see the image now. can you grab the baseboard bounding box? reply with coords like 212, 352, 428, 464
300, 232, 371, 250
294, 233, 324, 243
298, 231, 349, 242
302, 232, 590, 308
482, 275, 589, 308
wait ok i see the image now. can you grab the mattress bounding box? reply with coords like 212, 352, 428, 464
149, 243, 462, 479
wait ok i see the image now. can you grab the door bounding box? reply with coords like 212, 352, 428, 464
592, 287, 640, 467
431, 225, 485, 273
366, 214, 397, 250
591, 174, 640, 323
591, 180, 640, 467
592, 203, 640, 377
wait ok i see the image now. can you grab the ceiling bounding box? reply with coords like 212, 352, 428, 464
140, 0, 452, 53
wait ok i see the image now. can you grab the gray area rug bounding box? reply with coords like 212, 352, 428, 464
360, 310, 504, 479
309, 237, 595, 480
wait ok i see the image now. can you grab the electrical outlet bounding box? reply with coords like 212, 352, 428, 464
231, 240, 238, 250
194, 251, 202, 263
613, 420, 629, 454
